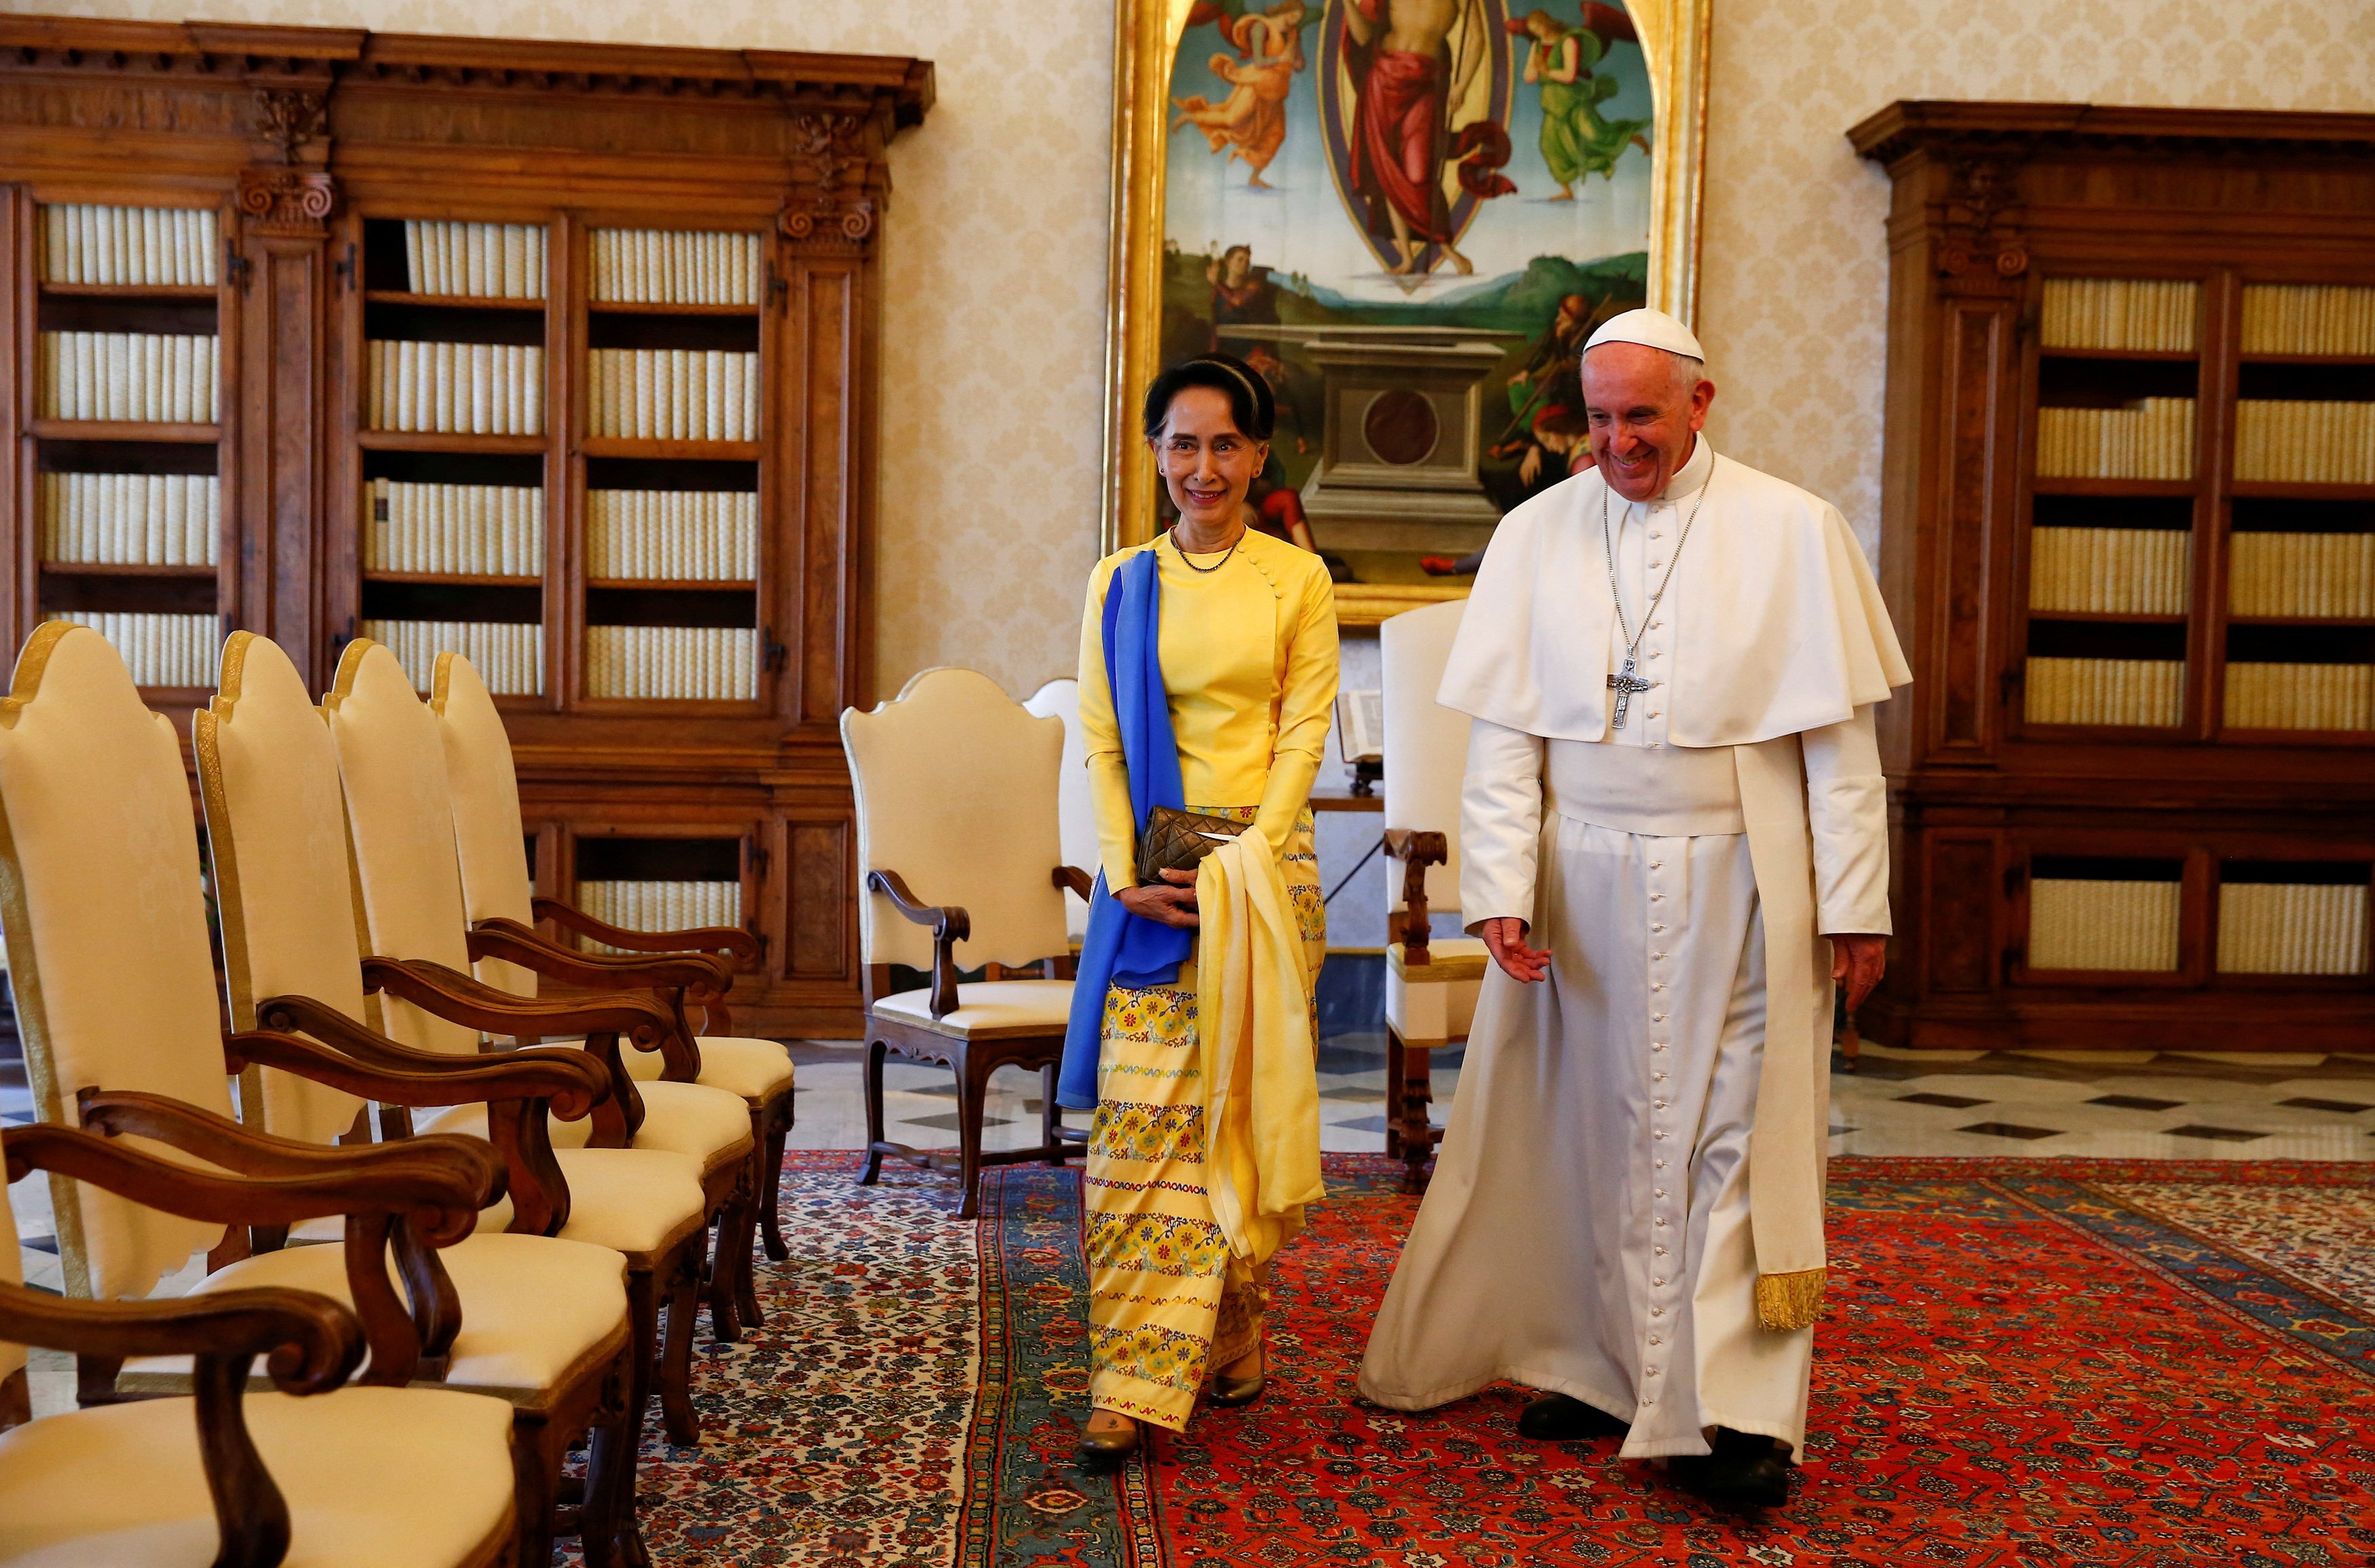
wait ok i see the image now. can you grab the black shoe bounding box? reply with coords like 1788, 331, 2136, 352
1076, 1417, 1141, 1474
1517, 1392, 1627, 1441
1669, 1428, 1790, 1510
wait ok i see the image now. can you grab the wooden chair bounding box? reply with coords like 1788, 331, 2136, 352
0, 624, 645, 1565
0, 1117, 522, 1567
1379, 601, 1487, 1196
214, 634, 715, 1455
1023, 677, 1099, 946
199, 630, 720, 1541
432, 650, 795, 1311
841, 669, 1087, 1220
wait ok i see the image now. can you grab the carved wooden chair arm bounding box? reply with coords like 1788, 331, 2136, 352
867, 867, 966, 1019
473, 917, 732, 993
229, 1020, 605, 1122
362, 955, 671, 1041
533, 896, 761, 963
1052, 864, 1094, 900
1380, 829, 1449, 964
32, 1111, 500, 1231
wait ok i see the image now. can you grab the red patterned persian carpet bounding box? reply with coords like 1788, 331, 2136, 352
593, 1153, 2375, 1566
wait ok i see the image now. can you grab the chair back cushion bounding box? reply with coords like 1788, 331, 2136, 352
0, 624, 231, 1299
429, 653, 538, 1000
841, 667, 1070, 970
1022, 677, 1097, 941
1381, 599, 1472, 921
194, 632, 370, 1146
319, 640, 480, 1056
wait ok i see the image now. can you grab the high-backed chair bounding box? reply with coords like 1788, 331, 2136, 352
1023, 676, 1098, 944
318, 638, 742, 1442
0, 1117, 522, 1568
0, 624, 645, 1565
1379, 600, 1485, 1194
432, 651, 796, 1287
200, 631, 721, 1534
841, 668, 1086, 1219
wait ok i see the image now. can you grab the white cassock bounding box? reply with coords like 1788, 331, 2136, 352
1357, 439, 1910, 1460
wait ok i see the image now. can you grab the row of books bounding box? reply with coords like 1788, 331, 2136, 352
2035, 400, 2194, 481
2216, 881, 2370, 975
2239, 284, 2375, 358
590, 229, 764, 307
2231, 400, 2375, 485
2024, 657, 2185, 727
364, 341, 547, 436
2228, 531, 2375, 619
39, 473, 219, 567
2224, 662, 2374, 731
402, 221, 548, 301
45, 611, 216, 688
2039, 278, 2199, 353
584, 626, 759, 700
586, 491, 760, 581
365, 480, 544, 578
2028, 527, 2190, 615
39, 332, 219, 424
575, 879, 743, 953
41, 204, 219, 288
362, 619, 544, 697
586, 349, 761, 442
2027, 878, 2181, 972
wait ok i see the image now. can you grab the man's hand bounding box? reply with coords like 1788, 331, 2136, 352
1118, 867, 1199, 929
1831, 933, 1886, 1012
1480, 917, 1551, 984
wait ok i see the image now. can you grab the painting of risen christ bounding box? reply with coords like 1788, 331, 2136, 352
1338, 0, 1513, 275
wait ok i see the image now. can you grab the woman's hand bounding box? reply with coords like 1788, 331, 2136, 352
1118, 867, 1200, 928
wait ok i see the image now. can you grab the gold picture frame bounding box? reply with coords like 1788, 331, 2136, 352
1101, 0, 1710, 625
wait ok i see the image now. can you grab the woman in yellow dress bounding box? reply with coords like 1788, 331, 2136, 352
1062, 353, 1337, 1468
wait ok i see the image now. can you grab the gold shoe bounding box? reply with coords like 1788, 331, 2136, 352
1077, 1416, 1141, 1472
1209, 1352, 1265, 1408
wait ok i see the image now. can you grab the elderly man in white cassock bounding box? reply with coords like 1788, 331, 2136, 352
1356, 309, 1910, 1509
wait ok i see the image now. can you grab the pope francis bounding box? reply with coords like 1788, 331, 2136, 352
1356, 309, 1910, 1509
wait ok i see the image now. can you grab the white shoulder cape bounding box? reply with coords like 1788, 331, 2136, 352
1437, 450, 1911, 746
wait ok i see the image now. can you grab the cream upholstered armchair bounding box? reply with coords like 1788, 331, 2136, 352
1023, 677, 1099, 944
841, 668, 1087, 1220
318, 638, 744, 1445
431, 651, 796, 1293
0, 623, 555, 1565
1380, 600, 1485, 1194
199, 630, 720, 1550
0, 1119, 522, 1567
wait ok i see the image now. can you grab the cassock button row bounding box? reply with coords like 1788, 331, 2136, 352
1654, 1072, 1668, 1083
1652, 1012, 1667, 1022
1650, 860, 1664, 869
1652, 981, 1667, 991
1655, 1217, 1669, 1228
1650, 1337, 1663, 1347
1651, 923, 1667, 934
1651, 1306, 1665, 1317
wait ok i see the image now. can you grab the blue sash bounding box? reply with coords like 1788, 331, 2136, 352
1056, 550, 1194, 1109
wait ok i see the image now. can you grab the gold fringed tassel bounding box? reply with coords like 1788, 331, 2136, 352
1755, 1267, 1827, 1331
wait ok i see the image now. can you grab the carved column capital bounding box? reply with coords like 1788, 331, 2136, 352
1934, 155, 2029, 295
237, 166, 339, 238
781, 110, 880, 255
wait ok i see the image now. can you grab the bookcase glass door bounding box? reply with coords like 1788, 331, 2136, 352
30, 199, 228, 693
355, 216, 554, 701
2223, 283, 2375, 739
578, 227, 769, 709
569, 834, 750, 958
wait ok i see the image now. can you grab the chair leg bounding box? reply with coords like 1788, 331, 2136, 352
860, 1037, 889, 1185
759, 1093, 791, 1263
510, 1409, 558, 1568
658, 1232, 704, 1448
731, 1141, 765, 1331
1040, 1063, 1064, 1167
1384, 1022, 1407, 1160
953, 1046, 986, 1222
582, 1349, 645, 1568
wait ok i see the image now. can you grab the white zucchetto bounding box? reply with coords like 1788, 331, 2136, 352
1584, 307, 1705, 362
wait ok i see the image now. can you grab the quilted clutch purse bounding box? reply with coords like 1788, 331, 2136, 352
1136, 805, 1249, 885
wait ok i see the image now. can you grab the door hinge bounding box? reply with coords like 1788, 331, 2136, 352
748, 842, 771, 878
763, 628, 788, 674
225, 242, 252, 294
2002, 861, 2027, 897
334, 240, 357, 293
767, 267, 787, 307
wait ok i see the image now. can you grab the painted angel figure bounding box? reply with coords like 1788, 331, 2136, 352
1507, 4, 1651, 198
1172, 1, 1310, 189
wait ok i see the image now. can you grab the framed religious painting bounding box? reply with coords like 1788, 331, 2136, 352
1103, 0, 1709, 623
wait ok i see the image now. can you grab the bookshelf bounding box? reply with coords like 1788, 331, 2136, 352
1852, 102, 2375, 1053
0, 19, 934, 1035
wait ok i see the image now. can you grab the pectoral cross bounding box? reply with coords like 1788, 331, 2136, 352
1608, 655, 1654, 729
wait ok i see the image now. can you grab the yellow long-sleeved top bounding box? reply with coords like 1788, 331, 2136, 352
1078, 529, 1339, 892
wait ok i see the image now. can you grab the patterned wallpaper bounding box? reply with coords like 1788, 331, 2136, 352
47, 0, 2375, 690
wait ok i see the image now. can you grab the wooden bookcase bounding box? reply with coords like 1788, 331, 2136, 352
0, 17, 934, 1035
1852, 102, 2375, 1054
